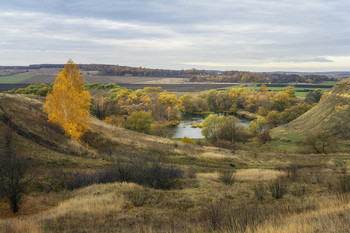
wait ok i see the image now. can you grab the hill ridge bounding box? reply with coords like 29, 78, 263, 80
275, 78, 350, 139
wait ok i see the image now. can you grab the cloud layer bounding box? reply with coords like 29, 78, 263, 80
1, 0, 350, 71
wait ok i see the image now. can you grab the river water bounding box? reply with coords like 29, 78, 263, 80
170, 113, 251, 139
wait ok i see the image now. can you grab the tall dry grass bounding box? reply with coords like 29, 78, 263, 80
253, 198, 350, 233
0, 183, 128, 233
197, 169, 285, 183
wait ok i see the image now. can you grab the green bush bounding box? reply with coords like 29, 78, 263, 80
8, 84, 53, 96
305, 89, 323, 104
125, 111, 154, 133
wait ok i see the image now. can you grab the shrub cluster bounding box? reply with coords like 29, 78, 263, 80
64, 169, 119, 190
60, 157, 184, 191
181, 137, 194, 144
335, 175, 350, 194
269, 177, 288, 199
81, 131, 117, 155
253, 181, 267, 201
257, 130, 271, 144
304, 130, 336, 154
115, 158, 184, 190
200, 201, 270, 232
7, 84, 53, 96
219, 170, 237, 186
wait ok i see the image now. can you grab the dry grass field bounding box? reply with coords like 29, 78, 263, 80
0, 93, 350, 232
1, 176, 350, 233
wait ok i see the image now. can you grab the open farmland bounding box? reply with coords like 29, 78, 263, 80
0, 82, 235, 93
218, 82, 338, 97
0, 68, 340, 96
0, 84, 30, 92
0, 68, 237, 93
19, 74, 165, 84
118, 83, 235, 92
0, 75, 34, 84
0, 68, 181, 85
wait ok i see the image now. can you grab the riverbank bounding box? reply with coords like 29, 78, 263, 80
169, 113, 252, 139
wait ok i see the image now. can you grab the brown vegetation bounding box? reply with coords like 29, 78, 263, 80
0, 78, 350, 232
0, 126, 32, 213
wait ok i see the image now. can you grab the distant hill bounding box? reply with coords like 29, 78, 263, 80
1, 64, 343, 83
275, 78, 350, 139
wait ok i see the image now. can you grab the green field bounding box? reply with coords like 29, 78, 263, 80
218, 81, 337, 97
0, 75, 33, 84
218, 86, 329, 97
295, 92, 309, 97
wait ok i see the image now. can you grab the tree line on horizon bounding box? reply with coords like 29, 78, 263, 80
1, 63, 335, 84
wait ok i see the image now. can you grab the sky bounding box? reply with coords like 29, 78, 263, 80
1, 0, 350, 72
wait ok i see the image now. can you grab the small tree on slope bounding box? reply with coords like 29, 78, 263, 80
44, 60, 91, 140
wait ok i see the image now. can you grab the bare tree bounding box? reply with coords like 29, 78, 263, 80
0, 125, 32, 213
304, 130, 336, 154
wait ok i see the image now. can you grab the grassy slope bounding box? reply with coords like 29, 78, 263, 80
1, 179, 350, 233
274, 78, 350, 140
0, 93, 350, 232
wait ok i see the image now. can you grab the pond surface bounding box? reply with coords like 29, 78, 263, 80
170, 113, 251, 139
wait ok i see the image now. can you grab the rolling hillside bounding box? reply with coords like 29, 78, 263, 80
275, 78, 350, 139
1, 93, 350, 232
0, 93, 253, 173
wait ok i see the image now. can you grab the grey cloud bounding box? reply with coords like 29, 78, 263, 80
273, 57, 333, 63
0, 0, 350, 71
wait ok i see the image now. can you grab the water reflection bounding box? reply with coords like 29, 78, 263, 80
170, 113, 251, 139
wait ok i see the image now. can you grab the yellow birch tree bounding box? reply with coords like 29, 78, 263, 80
44, 60, 90, 140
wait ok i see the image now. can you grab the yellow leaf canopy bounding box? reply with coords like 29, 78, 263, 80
44, 60, 90, 140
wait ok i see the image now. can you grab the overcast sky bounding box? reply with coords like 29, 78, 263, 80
1, 0, 350, 71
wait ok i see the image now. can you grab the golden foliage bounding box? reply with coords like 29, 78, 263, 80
157, 91, 180, 107
259, 84, 269, 94
335, 104, 349, 112
44, 60, 90, 140
271, 91, 294, 111
181, 136, 194, 144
